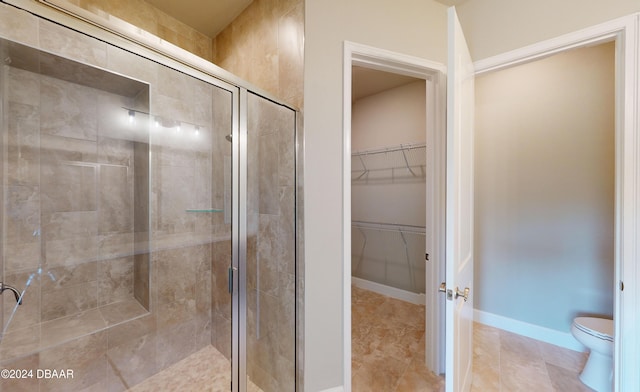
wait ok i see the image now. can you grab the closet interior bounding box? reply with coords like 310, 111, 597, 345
351, 66, 427, 304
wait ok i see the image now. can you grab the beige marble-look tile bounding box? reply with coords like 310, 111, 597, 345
277, 4, 304, 106
212, 312, 232, 360
473, 321, 500, 346
0, 324, 40, 362
0, 353, 40, 392
40, 76, 99, 142
154, 246, 198, 329
98, 165, 134, 234
40, 162, 97, 214
38, 18, 107, 68
41, 261, 98, 291
352, 350, 408, 392
97, 256, 134, 306
40, 280, 98, 322
499, 328, 543, 357
4, 242, 41, 275
375, 328, 425, 365
106, 331, 158, 390
8, 63, 40, 107
45, 236, 99, 267
7, 101, 40, 187
257, 130, 280, 215
2, 270, 40, 333
471, 353, 500, 392
98, 232, 136, 260
128, 345, 237, 392
154, 164, 196, 235
277, 187, 296, 275
0, 3, 39, 47
106, 45, 157, 86
106, 313, 156, 349
537, 339, 588, 373
39, 133, 97, 164
257, 213, 280, 296
39, 331, 108, 392
4, 184, 40, 246
395, 359, 445, 392
546, 362, 594, 392
155, 320, 196, 371
500, 348, 554, 392
98, 299, 147, 326
39, 309, 106, 349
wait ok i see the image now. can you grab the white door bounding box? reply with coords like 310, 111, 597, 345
444, 6, 474, 392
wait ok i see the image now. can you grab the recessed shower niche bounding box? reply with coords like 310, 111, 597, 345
0, 38, 151, 358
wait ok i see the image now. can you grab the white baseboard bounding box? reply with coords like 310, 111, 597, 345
319, 387, 344, 392
474, 309, 587, 352
352, 277, 425, 305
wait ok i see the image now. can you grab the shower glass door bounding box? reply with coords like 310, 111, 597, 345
0, 13, 297, 391
237, 91, 297, 392
0, 35, 237, 391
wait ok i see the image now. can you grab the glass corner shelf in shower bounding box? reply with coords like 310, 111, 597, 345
185, 208, 224, 213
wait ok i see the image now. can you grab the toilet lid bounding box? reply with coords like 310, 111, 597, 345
574, 317, 614, 341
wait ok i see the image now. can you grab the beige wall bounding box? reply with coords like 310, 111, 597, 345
67, 0, 213, 60
474, 42, 615, 332
303, 1, 447, 390
456, 0, 640, 61
212, 0, 304, 109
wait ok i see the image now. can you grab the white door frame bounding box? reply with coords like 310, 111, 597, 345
474, 14, 640, 391
342, 41, 447, 390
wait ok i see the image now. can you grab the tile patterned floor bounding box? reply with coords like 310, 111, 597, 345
352, 286, 595, 392
351, 286, 444, 391
129, 345, 262, 392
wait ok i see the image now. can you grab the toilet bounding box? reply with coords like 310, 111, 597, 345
571, 317, 614, 392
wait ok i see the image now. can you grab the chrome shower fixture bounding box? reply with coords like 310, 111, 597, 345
0, 282, 22, 305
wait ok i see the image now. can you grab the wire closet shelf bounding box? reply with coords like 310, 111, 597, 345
351, 220, 426, 294
351, 142, 426, 181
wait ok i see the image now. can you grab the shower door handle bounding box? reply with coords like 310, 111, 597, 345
228, 267, 237, 294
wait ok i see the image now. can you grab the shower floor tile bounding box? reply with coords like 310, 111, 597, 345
128, 345, 263, 392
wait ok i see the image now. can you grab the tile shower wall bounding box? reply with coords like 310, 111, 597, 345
212, 0, 304, 109
0, 5, 232, 391
64, 0, 213, 61
2, 64, 148, 325
246, 93, 296, 392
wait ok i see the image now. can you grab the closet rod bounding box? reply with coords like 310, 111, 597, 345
351, 142, 426, 157
352, 220, 425, 234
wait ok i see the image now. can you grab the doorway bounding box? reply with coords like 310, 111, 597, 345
471, 14, 640, 391
342, 42, 448, 390
350, 68, 431, 389
473, 40, 615, 390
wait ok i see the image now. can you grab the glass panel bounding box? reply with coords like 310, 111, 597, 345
0, 39, 152, 372
245, 92, 296, 391
0, 35, 234, 391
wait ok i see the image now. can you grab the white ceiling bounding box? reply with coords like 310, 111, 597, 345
352, 66, 421, 101
145, 0, 253, 38
145, 0, 470, 39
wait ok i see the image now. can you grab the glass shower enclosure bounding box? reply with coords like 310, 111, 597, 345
0, 10, 297, 392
